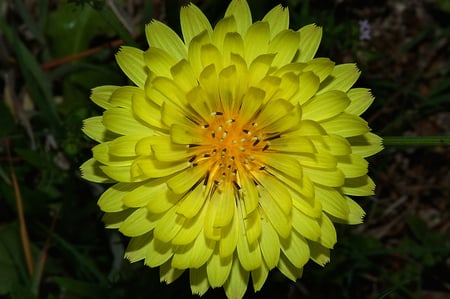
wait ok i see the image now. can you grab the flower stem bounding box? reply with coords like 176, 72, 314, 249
382, 136, 450, 147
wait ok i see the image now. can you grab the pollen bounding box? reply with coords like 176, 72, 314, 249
190, 112, 269, 192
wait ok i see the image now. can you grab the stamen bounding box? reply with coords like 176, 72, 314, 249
262, 144, 269, 151
189, 155, 197, 163
233, 180, 241, 190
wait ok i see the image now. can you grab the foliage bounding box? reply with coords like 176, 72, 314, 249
0, 0, 449, 298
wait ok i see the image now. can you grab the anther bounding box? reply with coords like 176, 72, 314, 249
233, 181, 241, 190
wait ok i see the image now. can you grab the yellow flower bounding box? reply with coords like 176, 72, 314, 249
81, 1, 382, 298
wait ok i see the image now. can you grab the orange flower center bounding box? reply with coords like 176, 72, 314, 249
189, 112, 275, 192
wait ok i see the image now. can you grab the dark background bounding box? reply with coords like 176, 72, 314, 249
0, 0, 449, 298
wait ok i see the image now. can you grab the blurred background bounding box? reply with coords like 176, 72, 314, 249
0, 0, 449, 298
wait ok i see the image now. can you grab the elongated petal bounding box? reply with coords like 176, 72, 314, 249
146, 20, 187, 60
180, 3, 213, 45
297, 24, 322, 62
262, 5, 289, 39
225, 0, 252, 35
116, 47, 146, 88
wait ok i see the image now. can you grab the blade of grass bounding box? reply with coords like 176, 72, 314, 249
9, 30, 61, 132
5, 140, 34, 277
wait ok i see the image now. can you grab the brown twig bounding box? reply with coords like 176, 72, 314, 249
5, 139, 35, 276
40, 38, 126, 71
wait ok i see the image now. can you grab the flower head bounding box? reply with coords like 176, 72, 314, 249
81, 1, 382, 298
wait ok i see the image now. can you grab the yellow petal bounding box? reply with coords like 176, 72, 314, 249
109, 135, 145, 157
238, 172, 259, 215
102, 210, 134, 229
280, 230, 310, 268
341, 175, 375, 196
308, 241, 330, 266
348, 133, 383, 157
318, 213, 337, 249
303, 167, 344, 187
160, 261, 184, 284
320, 113, 369, 137
269, 135, 315, 153
258, 184, 291, 239
319, 63, 360, 94
207, 186, 236, 228
145, 20, 187, 60
277, 253, 303, 282
224, 256, 249, 299
170, 59, 198, 93
295, 71, 320, 104
290, 186, 322, 218
237, 230, 262, 271
174, 229, 215, 268
80, 158, 114, 183
292, 210, 320, 244
132, 157, 189, 178
302, 58, 335, 82
93, 142, 133, 166
90, 85, 119, 109
98, 182, 136, 212
177, 183, 208, 218
314, 186, 350, 220
253, 172, 292, 215
154, 206, 184, 242
100, 164, 138, 182
145, 236, 173, 267
251, 260, 269, 292
262, 4, 289, 39
328, 196, 366, 224
115, 46, 146, 88
132, 92, 164, 129
82, 116, 117, 143
167, 164, 208, 194
188, 31, 212, 77
119, 207, 155, 237
220, 216, 239, 258
309, 134, 352, 156
102, 108, 154, 135
172, 200, 206, 245
109, 86, 144, 108
180, 3, 213, 45
337, 154, 368, 178
247, 53, 274, 86
346, 88, 375, 116
238, 87, 264, 126
171, 123, 203, 145
207, 249, 232, 287
200, 43, 222, 71
225, 0, 252, 35
125, 233, 152, 262
144, 47, 178, 78
297, 24, 322, 62
122, 179, 169, 209
269, 30, 300, 66
244, 22, 270, 64
259, 217, 280, 269
254, 99, 294, 129
212, 16, 237, 51
190, 267, 210, 296
302, 90, 350, 121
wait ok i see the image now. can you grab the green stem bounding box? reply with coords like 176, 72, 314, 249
382, 136, 450, 147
